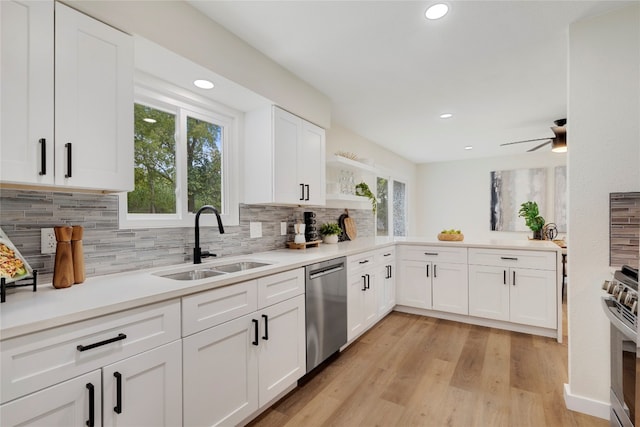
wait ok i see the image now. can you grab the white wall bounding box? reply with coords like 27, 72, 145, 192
565, 3, 640, 418
415, 151, 566, 240
326, 125, 418, 235
64, 0, 331, 128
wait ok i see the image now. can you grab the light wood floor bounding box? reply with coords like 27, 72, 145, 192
249, 308, 607, 427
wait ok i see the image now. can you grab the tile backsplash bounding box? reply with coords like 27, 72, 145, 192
0, 189, 374, 282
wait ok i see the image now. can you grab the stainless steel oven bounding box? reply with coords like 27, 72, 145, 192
602, 265, 639, 427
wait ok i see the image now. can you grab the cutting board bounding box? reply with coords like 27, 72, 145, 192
344, 209, 357, 240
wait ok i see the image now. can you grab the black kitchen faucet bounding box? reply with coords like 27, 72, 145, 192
194, 205, 225, 264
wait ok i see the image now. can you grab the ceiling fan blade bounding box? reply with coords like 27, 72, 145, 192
527, 140, 552, 152
500, 137, 553, 147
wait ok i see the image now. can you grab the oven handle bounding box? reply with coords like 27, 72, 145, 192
601, 297, 637, 343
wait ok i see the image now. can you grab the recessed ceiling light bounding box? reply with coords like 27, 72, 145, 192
193, 79, 214, 89
464, 146, 473, 150
143, 118, 157, 123
425, 3, 449, 20
439, 113, 453, 119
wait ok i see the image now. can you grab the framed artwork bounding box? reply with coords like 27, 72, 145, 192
490, 168, 547, 232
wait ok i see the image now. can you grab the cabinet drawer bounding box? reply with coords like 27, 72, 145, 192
399, 245, 467, 264
347, 251, 376, 276
1, 300, 180, 404
468, 248, 556, 270
182, 280, 258, 336
257, 268, 304, 309
375, 248, 395, 264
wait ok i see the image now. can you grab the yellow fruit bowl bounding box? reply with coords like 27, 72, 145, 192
437, 233, 464, 241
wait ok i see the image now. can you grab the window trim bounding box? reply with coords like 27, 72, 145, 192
119, 73, 240, 229
376, 169, 409, 237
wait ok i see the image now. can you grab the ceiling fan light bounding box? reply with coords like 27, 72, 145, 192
551, 133, 567, 153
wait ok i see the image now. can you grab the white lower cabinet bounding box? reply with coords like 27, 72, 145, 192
396, 246, 468, 314
468, 265, 556, 328
182, 270, 306, 427
0, 370, 102, 427
347, 252, 378, 341
376, 248, 396, 318
102, 341, 182, 427
468, 248, 557, 329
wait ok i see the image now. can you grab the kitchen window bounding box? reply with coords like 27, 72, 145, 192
119, 79, 240, 228
376, 176, 408, 237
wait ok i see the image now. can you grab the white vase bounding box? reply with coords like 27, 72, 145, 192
323, 234, 339, 244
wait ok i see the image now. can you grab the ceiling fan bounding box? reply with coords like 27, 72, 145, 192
500, 118, 567, 153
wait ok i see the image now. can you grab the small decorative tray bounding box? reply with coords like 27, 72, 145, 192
437, 233, 464, 242
286, 240, 322, 250
0, 228, 33, 283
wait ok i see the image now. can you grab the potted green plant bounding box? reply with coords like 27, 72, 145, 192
319, 222, 342, 244
355, 182, 377, 213
518, 201, 545, 239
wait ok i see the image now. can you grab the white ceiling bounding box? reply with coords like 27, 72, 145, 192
186, 0, 631, 164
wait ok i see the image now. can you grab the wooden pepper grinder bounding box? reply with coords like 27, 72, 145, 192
53, 226, 74, 289
71, 225, 85, 284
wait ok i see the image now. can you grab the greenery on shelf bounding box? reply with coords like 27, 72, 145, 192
319, 222, 342, 236
518, 201, 545, 234
355, 182, 377, 213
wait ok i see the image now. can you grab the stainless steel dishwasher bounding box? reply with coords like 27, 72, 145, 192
305, 257, 347, 372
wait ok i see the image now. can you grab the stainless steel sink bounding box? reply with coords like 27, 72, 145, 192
155, 260, 272, 281
159, 269, 226, 281
213, 261, 271, 273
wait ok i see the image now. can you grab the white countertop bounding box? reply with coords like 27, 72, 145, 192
0, 236, 560, 340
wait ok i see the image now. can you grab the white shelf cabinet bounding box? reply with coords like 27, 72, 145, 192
245, 106, 325, 206
1, 1, 133, 192
468, 248, 557, 329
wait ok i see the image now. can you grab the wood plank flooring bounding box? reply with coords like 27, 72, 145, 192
249, 309, 607, 427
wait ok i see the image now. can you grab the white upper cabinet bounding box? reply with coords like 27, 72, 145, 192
55, 3, 133, 191
1, 0, 54, 186
0, 1, 133, 192
244, 106, 326, 206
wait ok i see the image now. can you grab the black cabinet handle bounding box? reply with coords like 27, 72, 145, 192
426, 264, 429, 277
365, 274, 370, 289
77, 333, 127, 352
86, 383, 95, 427
361, 275, 367, 291
262, 314, 269, 340
114, 372, 122, 414
424, 252, 438, 256
501, 257, 518, 261
359, 259, 369, 264
383, 253, 392, 257
65, 143, 72, 178
252, 319, 259, 345
434, 265, 438, 278
39, 138, 46, 175
503, 270, 507, 285
305, 184, 310, 201
389, 265, 392, 279
300, 184, 305, 201
513, 270, 516, 286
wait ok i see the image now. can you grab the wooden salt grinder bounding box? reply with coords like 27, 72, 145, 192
71, 225, 85, 284
53, 226, 74, 288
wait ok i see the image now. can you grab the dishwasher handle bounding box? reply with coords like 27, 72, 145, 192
309, 264, 344, 280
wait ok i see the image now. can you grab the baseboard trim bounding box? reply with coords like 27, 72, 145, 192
563, 383, 610, 420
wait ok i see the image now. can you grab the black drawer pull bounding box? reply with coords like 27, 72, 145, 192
359, 259, 370, 264
262, 314, 269, 340
77, 333, 127, 352
501, 257, 518, 261
424, 252, 439, 256
300, 183, 305, 201
39, 138, 47, 175
114, 372, 122, 414
86, 383, 95, 427
252, 319, 259, 346
384, 253, 392, 257
65, 142, 72, 178
305, 184, 310, 201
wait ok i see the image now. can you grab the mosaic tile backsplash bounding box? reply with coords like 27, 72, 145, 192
0, 189, 374, 282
